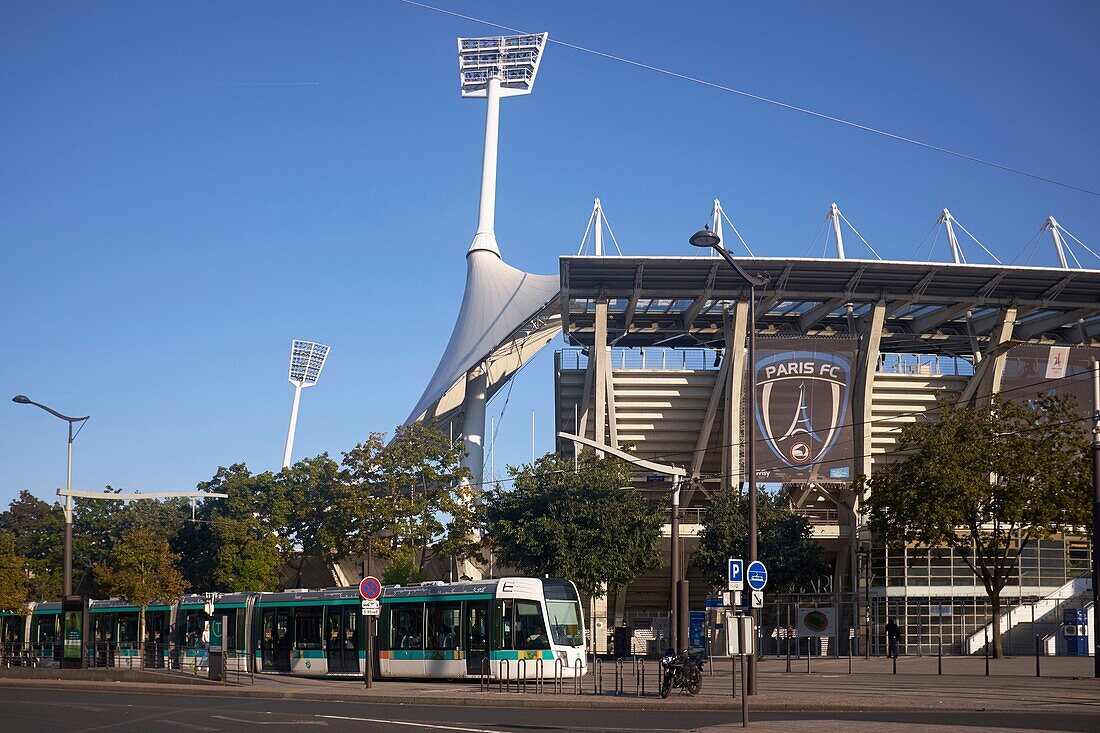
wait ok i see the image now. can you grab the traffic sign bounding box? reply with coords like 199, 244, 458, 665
750, 590, 763, 608
727, 558, 744, 591
359, 575, 382, 601
361, 599, 381, 616
746, 560, 768, 591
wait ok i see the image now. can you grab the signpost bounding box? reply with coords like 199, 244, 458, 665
728, 558, 744, 591
359, 576, 381, 689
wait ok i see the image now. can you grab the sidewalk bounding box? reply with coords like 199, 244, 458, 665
1, 656, 1097, 713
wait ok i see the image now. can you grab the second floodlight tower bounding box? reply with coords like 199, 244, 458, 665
455, 33, 548, 483
282, 339, 330, 469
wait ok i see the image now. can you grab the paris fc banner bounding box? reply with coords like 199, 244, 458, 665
753, 338, 856, 483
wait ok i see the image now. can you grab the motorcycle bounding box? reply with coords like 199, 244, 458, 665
659, 650, 706, 697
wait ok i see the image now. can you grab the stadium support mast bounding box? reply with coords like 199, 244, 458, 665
455, 33, 549, 483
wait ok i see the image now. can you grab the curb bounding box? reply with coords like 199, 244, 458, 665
0, 679, 1009, 713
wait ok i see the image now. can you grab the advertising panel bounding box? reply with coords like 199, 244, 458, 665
796, 608, 835, 638
999, 344, 1100, 417
753, 338, 857, 483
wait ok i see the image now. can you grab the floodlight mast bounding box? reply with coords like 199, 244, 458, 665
455, 33, 547, 483
282, 340, 330, 469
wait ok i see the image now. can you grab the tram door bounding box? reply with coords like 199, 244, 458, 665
145, 612, 166, 668
465, 601, 489, 676
326, 606, 359, 674
260, 608, 292, 672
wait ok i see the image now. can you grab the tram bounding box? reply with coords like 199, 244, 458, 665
1, 577, 587, 680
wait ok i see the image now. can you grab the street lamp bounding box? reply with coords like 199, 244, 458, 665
11, 395, 89, 597
689, 226, 766, 694
857, 544, 872, 660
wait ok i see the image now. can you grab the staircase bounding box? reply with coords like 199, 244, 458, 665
964, 576, 1094, 656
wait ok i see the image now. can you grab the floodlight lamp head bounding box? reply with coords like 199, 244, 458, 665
287, 340, 330, 387
457, 32, 548, 98
12, 395, 31, 404
690, 227, 721, 249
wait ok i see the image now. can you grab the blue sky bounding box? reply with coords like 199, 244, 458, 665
3, 1, 1098, 510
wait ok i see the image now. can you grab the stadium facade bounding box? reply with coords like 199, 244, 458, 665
408, 33, 1097, 657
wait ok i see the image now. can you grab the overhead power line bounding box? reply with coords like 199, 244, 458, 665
397, 0, 1100, 198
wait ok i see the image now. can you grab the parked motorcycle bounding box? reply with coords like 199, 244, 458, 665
659, 650, 706, 697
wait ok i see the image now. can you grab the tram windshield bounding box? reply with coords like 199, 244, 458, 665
543, 579, 584, 647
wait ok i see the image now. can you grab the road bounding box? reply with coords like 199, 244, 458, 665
1, 688, 1098, 732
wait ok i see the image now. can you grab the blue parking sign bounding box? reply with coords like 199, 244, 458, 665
728, 558, 744, 589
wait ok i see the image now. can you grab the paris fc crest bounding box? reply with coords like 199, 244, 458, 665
755, 350, 851, 475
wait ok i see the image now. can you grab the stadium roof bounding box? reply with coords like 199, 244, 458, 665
560, 256, 1100, 352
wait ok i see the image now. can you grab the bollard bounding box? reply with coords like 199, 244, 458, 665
554, 658, 563, 694
848, 636, 852, 675
518, 659, 528, 694
937, 637, 942, 676
535, 658, 544, 694
984, 629, 990, 677
480, 656, 490, 692
740, 652, 748, 728
593, 657, 603, 695
573, 658, 583, 695
499, 659, 510, 693
806, 638, 811, 674
892, 649, 897, 675
731, 655, 736, 698
640, 659, 646, 697
786, 634, 791, 673
635, 658, 641, 697
1035, 635, 1041, 678
614, 658, 624, 696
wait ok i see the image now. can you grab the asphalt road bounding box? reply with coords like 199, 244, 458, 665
1, 688, 1098, 733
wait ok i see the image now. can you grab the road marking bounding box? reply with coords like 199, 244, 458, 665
211, 715, 327, 726
158, 721, 220, 732
317, 716, 513, 733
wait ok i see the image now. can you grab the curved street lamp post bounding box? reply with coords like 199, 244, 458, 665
689, 227, 766, 695
12, 395, 89, 597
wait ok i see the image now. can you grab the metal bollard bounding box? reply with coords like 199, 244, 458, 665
554, 658, 563, 694
892, 649, 897, 675
481, 656, 490, 692
593, 657, 603, 695
573, 658, 583, 695
640, 659, 646, 697
499, 659, 509, 693
614, 658, 624, 696
806, 638, 811, 674
848, 636, 852, 675
786, 634, 791, 673
1035, 635, 1041, 678
731, 655, 736, 698
634, 658, 641, 697
535, 658, 545, 694
518, 659, 528, 693
984, 629, 990, 677
937, 637, 942, 675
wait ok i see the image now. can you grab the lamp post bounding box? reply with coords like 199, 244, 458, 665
282, 340, 330, 469
858, 544, 872, 660
689, 226, 766, 694
12, 395, 89, 597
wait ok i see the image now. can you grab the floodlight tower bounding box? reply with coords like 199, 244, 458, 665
282, 340, 330, 469
455, 33, 548, 482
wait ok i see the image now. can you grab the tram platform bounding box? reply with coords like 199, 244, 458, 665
0, 656, 1097, 713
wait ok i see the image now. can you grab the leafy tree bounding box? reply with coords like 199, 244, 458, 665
693, 487, 829, 593
340, 424, 474, 576
867, 394, 1090, 658
0, 491, 63, 600
0, 530, 29, 613
93, 528, 189, 645
381, 546, 425, 586
177, 465, 289, 592
95, 528, 190, 642
280, 454, 345, 579
483, 453, 662, 598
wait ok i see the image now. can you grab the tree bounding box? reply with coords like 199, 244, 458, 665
693, 487, 829, 594
340, 424, 475, 576
866, 394, 1090, 658
483, 453, 663, 598
0, 491, 64, 600
0, 530, 28, 613
93, 528, 189, 647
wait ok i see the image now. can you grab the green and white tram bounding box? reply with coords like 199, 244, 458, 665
252, 587, 364, 677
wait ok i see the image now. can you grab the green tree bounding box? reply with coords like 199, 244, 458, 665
867, 394, 1090, 658
0, 491, 63, 600
340, 424, 474, 576
693, 487, 829, 594
93, 528, 189, 646
0, 530, 29, 613
483, 453, 663, 598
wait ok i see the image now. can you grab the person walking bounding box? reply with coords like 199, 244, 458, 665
885, 618, 901, 659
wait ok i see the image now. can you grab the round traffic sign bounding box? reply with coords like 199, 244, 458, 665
359, 575, 382, 601
746, 561, 768, 591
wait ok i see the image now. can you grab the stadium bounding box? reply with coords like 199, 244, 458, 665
407, 32, 1098, 658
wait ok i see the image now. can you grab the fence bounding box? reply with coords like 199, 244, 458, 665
0, 642, 254, 683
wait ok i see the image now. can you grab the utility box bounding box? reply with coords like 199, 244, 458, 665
1063, 608, 1088, 657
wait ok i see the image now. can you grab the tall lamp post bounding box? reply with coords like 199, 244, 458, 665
12, 395, 89, 597
858, 544, 872, 660
689, 226, 766, 694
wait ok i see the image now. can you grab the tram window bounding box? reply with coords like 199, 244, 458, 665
516, 601, 548, 650
426, 603, 460, 650
183, 611, 207, 648
35, 616, 58, 643
295, 608, 323, 650
390, 604, 423, 650
494, 600, 514, 650
117, 615, 138, 644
